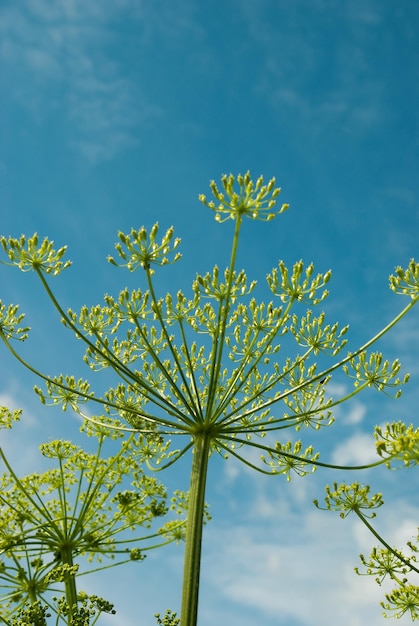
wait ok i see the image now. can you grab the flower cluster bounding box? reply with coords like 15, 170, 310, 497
382, 585, 419, 620
343, 352, 409, 397
108, 224, 181, 273
389, 258, 419, 299
267, 260, 331, 305
314, 482, 383, 518
0, 233, 71, 275
0, 406, 22, 429
0, 302, 29, 341
199, 172, 288, 222
375, 421, 419, 467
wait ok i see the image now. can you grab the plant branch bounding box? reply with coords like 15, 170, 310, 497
354, 508, 419, 575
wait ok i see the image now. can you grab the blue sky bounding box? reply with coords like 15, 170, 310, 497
1, 1, 419, 624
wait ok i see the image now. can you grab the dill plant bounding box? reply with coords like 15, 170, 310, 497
0, 407, 187, 624
0, 172, 418, 625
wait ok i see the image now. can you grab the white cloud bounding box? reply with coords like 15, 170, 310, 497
342, 401, 367, 425
326, 381, 368, 427
339, 401, 367, 426
331, 431, 376, 466
202, 427, 419, 625
202, 497, 418, 626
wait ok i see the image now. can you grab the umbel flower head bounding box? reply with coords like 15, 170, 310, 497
0, 173, 418, 626
0, 233, 71, 275
199, 171, 289, 222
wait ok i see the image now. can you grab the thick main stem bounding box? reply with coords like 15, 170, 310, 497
60, 545, 78, 620
180, 434, 211, 626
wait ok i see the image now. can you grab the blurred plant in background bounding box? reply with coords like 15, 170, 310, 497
0, 407, 187, 624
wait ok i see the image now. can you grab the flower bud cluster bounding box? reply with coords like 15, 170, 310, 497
199, 171, 288, 222
1, 233, 71, 274
108, 224, 181, 273
314, 482, 383, 518
389, 258, 419, 298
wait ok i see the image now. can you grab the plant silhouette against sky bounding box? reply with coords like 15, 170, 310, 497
1, 172, 419, 624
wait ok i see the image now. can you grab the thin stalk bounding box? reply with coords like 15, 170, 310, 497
180, 434, 211, 626
146, 441, 194, 471
0, 448, 55, 526
212, 303, 294, 422
220, 432, 390, 471
229, 293, 419, 421
178, 317, 204, 418
216, 348, 314, 427
222, 376, 371, 433
0, 333, 188, 432
34, 270, 139, 382
145, 267, 201, 417
34, 269, 191, 421
206, 217, 243, 417
354, 509, 419, 575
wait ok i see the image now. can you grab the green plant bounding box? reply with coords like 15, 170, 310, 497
316, 419, 419, 620
1, 173, 418, 625
0, 407, 187, 624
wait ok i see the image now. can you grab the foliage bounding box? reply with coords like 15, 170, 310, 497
0, 409, 187, 624
0, 172, 418, 624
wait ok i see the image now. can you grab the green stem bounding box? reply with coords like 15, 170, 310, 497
145, 268, 201, 418
33, 269, 189, 421
0, 332, 184, 432
354, 509, 419, 575
60, 545, 78, 620
180, 434, 211, 626
221, 433, 390, 471
206, 216, 243, 417
238, 293, 419, 418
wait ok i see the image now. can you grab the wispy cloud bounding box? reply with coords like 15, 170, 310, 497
202, 389, 419, 626
0, 0, 166, 162
331, 431, 376, 465
238, 0, 391, 139
202, 496, 418, 626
